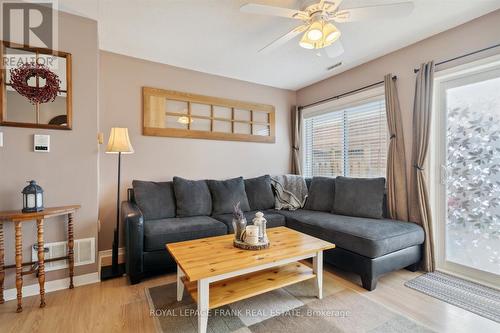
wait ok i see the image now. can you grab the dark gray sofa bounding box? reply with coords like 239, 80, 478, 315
123, 175, 424, 290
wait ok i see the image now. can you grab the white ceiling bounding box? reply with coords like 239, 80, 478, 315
58, 0, 500, 90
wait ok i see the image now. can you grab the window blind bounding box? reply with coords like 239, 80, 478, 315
303, 97, 388, 178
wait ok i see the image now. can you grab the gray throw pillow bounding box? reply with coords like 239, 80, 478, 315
333, 177, 386, 219
173, 177, 212, 217
244, 175, 275, 210
132, 180, 176, 220
207, 177, 250, 215
304, 177, 335, 212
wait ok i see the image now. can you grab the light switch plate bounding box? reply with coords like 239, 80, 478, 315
0, 132, 3, 147
34, 134, 50, 152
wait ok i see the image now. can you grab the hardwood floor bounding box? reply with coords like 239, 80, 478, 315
0, 264, 498, 333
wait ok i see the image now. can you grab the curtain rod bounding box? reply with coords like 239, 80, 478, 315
413, 43, 500, 73
298, 75, 396, 110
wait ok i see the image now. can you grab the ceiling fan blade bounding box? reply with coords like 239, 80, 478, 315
259, 25, 308, 53
240, 3, 308, 20
324, 0, 344, 14
333, 2, 414, 23
324, 40, 344, 58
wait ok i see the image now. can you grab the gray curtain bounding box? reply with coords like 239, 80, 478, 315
384, 74, 409, 221
410, 61, 435, 272
291, 106, 302, 175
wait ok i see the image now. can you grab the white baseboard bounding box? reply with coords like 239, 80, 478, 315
3, 272, 99, 302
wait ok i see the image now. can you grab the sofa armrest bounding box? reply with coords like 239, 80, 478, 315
122, 201, 144, 284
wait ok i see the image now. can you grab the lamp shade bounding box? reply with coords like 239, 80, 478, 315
106, 127, 134, 154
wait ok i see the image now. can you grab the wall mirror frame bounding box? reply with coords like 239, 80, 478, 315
143, 87, 276, 143
0, 41, 73, 130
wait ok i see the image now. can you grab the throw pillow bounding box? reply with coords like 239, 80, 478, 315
173, 177, 212, 217
333, 176, 386, 219
244, 175, 275, 210
132, 180, 176, 220
304, 176, 335, 212
207, 177, 251, 215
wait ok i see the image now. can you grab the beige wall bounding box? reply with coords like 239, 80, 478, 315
297, 10, 500, 191
98, 52, 296, 250
0, 12, 99, 288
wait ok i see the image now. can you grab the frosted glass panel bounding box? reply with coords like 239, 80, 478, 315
234, 109, 251, 121
253, 111, 269, 123
190, 118, 211, 131
191, 103, 211, 117
445, 74, 500, 275
234, 122, 251, 134
166, 100, 187, 114
213, 106, 231, 118
213, 120, 231, 133
166, 115, 187, 129
253, 124, 269, 136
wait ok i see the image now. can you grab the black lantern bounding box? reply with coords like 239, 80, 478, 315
22, 180, 44, 213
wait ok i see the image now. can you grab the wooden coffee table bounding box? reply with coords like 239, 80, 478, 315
166, 226, 335, 333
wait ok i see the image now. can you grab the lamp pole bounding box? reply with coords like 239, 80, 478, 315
111, 152, 121, 273
101, 128, 132, 280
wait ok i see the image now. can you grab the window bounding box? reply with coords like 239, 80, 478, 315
302, 88, 388, 178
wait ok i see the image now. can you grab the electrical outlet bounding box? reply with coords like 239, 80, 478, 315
0, 132, 3, 147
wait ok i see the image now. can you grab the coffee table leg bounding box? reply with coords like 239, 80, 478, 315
197, 279, 209, 333
313, 251, 323, 299
176, 265, 185, 301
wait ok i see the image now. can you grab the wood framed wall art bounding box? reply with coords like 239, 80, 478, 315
0, 41, 73, 130
143, 87, 276, 143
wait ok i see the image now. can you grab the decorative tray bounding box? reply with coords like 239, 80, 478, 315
233, 239, 270, 251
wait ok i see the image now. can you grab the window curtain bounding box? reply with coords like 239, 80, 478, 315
410, 61, 436, 272
291, 106, 302, 175
384, 74, 409, 221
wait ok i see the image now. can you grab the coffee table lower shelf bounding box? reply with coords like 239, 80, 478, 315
181, 262, 315, 309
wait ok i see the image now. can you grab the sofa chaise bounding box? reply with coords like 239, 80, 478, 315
123, 175, 424, 290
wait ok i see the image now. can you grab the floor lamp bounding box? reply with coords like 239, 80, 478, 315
101, 127, 134, 280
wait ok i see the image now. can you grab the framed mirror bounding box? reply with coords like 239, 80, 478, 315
143, 87, 276, 143
0, 41, 72, 130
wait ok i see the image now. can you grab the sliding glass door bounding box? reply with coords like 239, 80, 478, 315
432, 56, 500, 286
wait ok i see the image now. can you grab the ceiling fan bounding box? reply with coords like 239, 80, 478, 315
240, 0, 414, 58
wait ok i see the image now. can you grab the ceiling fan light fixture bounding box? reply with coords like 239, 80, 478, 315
299, 33, 315, 49
306, 20, 323, 41
323, 23, 341, 43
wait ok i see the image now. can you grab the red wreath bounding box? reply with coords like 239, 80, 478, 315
10, 62, 61, 105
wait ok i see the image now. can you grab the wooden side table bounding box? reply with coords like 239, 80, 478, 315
0, 205, 80, 312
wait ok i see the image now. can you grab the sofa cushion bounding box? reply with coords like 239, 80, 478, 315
144, 216, 227, 251
173, 177, 212, 217
278, 209, 424, 258
132, 180, 176, 220
244, 175, 275, 211
207, 177, 250, 215
304, 177, 335, 212
213, 209, 286, 233
333, 177, 385, 219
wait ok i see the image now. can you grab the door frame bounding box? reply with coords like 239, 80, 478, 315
429, 54, 500, 288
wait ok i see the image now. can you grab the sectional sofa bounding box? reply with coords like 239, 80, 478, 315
123, 175, 424, 290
